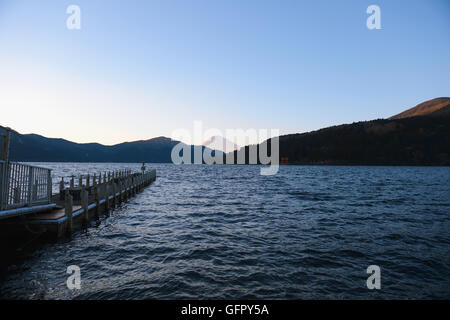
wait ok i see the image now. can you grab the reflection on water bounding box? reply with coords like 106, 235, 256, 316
0, 163, 449, 299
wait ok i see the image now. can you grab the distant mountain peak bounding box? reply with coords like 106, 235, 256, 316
390, 97, 450, 120
202, 135, 239, 153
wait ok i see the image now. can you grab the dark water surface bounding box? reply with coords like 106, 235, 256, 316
0, 163, 449, 299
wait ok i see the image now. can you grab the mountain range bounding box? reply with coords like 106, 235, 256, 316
4, 97, 450, 165
8, 134, 220, 163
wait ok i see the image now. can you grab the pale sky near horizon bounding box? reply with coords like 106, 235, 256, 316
0, 0, 449, 145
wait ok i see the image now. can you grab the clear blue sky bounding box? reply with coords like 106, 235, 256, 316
0, 0, 449, 145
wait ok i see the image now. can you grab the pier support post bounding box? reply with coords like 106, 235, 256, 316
94, 185, 99, 219
130, 177, 133, 196
119, 181, 123, 203
104, 182, 109, 211
124, 179, 127, 201
65, 190, 73, 236
112, 182, 117, 207
59, 177, 64, 196
122, 180, 125, 202
129, 177, 132, 195
120, 179, 127, 202
70, 176, 74, 188
124, 179, 128, 201
81, 187, 88, 225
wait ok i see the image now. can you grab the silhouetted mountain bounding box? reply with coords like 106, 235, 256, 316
226, 98, 450, 166
279, 116, 449, 165
8, 131, 217, 163
228, 115, 450, 166
390, 97, 450, 119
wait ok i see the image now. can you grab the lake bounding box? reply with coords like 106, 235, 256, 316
0, 163, 449, 299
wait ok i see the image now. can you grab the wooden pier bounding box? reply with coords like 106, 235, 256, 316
0, 125, 157, 241
27, 169, 156, 239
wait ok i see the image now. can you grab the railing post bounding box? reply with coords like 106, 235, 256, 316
1, 128, 11, 194
3, 154, 11, 209
27, 166, 33, 203
0, 162, 3, 210
1, 129, 10, 161
33, 179, 38, 201
0, 161, 5, 210
0, 163, 5, 209
47, 170, 52, 203
14, 187, 21, 204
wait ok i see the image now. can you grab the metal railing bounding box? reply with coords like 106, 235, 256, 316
0, 161, 52, 211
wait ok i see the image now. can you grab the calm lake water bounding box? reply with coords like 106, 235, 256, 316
0, 163, 449, 299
